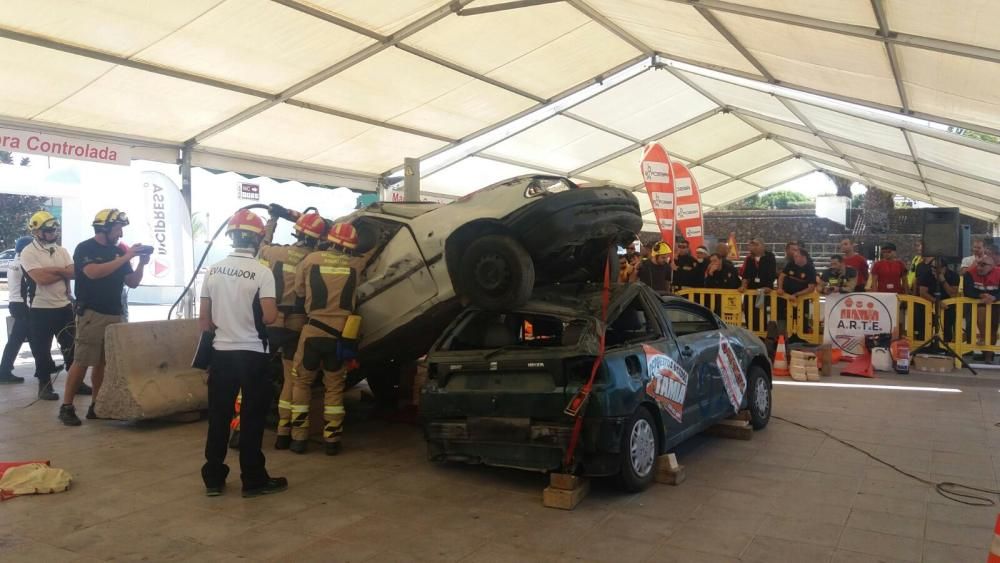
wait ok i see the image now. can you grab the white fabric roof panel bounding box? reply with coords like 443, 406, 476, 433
404, 5, 640, 99
679, 72, 802, 124
294, 47, 534, 139
700, 180, 761, 207
302, 0, 447, 35
739, 116, 824, 149
884, 0, 1000, 52
898, 47, 1000, 135
688, 166, 732, 191
788, 102, 912, 155
830, 142, 919, 177
700, 139, 790, 176
420, 156, 541, 196
36, 66, 260, 142
0, 39, 114, 119
716, 14, 901, 109
910, 133, 1000, 185
919, 166, 1000, 204
567, 70, 717, 140
584, 152, 645, 188
584, 0, 759, 75
925, 186, 999, 217
726, 0, 877, 28
306, 128, 445, 174
854, 165, 927, 194
483, 116, 633, 174
0, 0, 216, 57
812, 163, 864, 183
657, 113, 759, 162
741, 158, 815, 188
132, 0, 375, 93
785, 144, 846, 167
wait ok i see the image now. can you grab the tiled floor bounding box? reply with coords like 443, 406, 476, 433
1, 359, 999, 562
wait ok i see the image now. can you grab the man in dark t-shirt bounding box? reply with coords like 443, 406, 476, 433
637, 242, 672, 294
672, 240, 701, 288
60, 209, 148, 426
777, 251, 817, 334
820, 255, 858, 295
916, 257, 959, 341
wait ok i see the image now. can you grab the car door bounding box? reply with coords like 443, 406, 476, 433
660, 302, 728, 428
356, 221, 438, 344
601, 294, 668, 421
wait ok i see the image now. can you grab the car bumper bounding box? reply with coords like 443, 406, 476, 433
424, 416, 627, 475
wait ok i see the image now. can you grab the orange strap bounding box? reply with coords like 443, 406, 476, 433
562, 248, 612, 468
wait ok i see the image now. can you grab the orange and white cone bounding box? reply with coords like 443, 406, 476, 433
773, 335, 790, 377
988, 514, 1000, 563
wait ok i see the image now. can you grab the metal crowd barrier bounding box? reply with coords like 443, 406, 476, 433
942, 297, 1000, 358
676, 288, 822, 345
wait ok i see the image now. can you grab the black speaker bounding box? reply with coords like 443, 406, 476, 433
922, 208, 961, 258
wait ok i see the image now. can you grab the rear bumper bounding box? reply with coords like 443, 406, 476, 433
424, 416, 627, 476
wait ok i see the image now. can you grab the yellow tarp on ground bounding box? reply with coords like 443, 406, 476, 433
0, 463, 72, 500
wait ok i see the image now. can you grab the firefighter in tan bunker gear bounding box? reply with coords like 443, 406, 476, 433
287, 222, 366, 456
228, 206, 327, 450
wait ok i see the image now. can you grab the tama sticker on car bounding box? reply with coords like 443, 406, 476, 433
642, 344, 689, 423
717, 335, 747, 414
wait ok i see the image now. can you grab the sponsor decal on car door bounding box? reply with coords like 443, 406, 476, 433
716, 335, 747, 414
641, 343, 689, 423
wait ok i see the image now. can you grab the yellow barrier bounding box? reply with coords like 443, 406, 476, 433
943, 297, 1000, 359
897, 294, 934, 350
676, 288, 822, 345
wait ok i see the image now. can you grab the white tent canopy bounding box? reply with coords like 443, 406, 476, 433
0, 0, 997, 223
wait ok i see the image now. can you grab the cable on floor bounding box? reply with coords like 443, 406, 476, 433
773, 415, 999, 507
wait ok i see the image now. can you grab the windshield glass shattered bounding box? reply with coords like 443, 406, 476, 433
440, 311, 590, 352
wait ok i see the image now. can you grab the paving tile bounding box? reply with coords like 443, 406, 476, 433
664, 522, 754, 557
757, 514, 843, 547
923, 519, 992, 549
642, 542, 739, 563
859, 478, 929, 502
462, 541, 566, 563
563, 533, 658, 563
767, 497, 853, 526
741, 536, 835, 563
837, 528, 923, 562
846, 508, 925, 539
922, 540, 988, 563
925, 500, 997, 528
850, 493, 926, 519
830, 549, 917, 563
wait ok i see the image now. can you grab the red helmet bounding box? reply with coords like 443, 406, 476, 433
327, 222, 358, 250
226, 209, 265, 236
294, 212, 327, 240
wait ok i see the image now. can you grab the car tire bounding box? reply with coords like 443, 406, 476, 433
746, 365, 771, 430
617, 407, 659, 493
459, 234, 534, 310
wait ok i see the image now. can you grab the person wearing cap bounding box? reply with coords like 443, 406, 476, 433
59, 209, 149, 426
636, 241, 672, 294
672, 239, 702, 289
916, 257, 959, 342
19, 211, 76, 401
870, 242, 908, 294
0, 236, 35, 384
199, 209, 286, 497
286, 222, 368, 455
227, 206, 328, 450
963, 254, 1000, 363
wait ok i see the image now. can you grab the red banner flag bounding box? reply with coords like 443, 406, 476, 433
671, 161, 705, 251
640, 143, 675, 251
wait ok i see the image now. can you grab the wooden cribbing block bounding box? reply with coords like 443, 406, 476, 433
655, 453, 686, 486
705, 419, 753, 441
728, 410, 751, 422
543, 474, 589, 510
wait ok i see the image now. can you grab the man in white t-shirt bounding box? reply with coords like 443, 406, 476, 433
960, 238, 987, 275
199, 209, 286, 498
0, 236, 35, 384
19, 212, 80, 401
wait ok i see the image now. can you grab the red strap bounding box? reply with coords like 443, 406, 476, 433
562, 249, 612, 468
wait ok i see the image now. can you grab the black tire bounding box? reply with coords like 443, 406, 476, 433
358, 361, 401, 407
617, 407, 659, 493
458, 234, 534, 310
746, 365, 771, 430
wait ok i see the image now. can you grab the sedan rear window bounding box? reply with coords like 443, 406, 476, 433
440, 311, 589, 351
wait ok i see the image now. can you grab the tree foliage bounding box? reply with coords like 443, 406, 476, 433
0, 152, 44, 249
949, 127, 999, 144
725, 190, 811, 210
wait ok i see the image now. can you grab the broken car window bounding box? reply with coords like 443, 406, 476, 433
663, 305, 718, 337
440, 311, 588, 351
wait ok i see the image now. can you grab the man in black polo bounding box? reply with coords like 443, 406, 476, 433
672, 239, 701, 289
59, 209, 149, 426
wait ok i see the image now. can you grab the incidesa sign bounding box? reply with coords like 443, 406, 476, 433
824, 292, 898, 356
0, 127, 130, 166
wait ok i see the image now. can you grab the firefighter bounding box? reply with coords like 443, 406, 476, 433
287, 222, 366, 456
198, 209, 287, 497
227, 206, 328, 450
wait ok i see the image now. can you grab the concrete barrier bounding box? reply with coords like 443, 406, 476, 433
95, 319, 207, 421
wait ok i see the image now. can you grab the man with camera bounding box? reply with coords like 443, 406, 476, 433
59, 209, 149, 426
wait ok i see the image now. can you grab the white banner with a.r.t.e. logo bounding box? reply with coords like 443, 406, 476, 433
824, 292, 898, 356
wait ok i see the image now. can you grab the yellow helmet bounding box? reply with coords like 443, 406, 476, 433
651, 241, 672, 257
93, 208, 130, 231
28, 211, 59, 232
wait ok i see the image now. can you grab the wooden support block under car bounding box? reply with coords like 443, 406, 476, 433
655, 453, 686, 486
543, 473, 590, 510
705, 419, 754, 440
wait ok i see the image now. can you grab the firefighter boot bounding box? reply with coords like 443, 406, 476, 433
325, 442, 341, 456
274, 435, 291, 450
289, 439, 308, 454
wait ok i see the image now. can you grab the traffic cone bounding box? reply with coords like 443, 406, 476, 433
842, 348, 874, 378
988, 513, 1000, 563
773, 335, 790, 377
